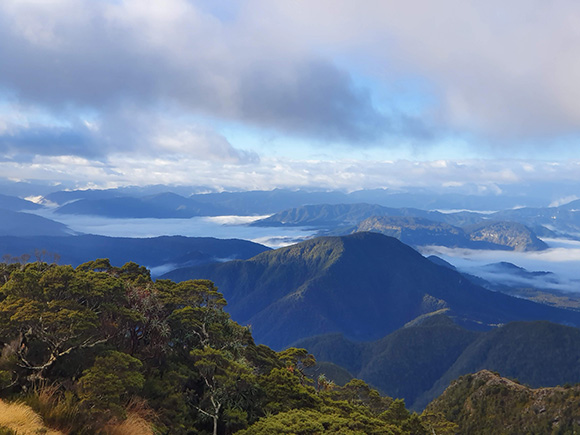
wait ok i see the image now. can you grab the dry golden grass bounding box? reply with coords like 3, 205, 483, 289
1, 388, 155, 435
104, 413, 154, 435
103, 398, 155, 435
0, 399, 62, 434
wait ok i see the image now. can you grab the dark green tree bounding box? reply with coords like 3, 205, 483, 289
0, 264, 126, 383
78, 351, 144, 421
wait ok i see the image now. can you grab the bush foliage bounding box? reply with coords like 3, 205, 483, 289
0, 260, 448, 434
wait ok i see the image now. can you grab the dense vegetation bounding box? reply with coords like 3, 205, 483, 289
295, 316, 580, 410
427, 370, 580, 434
0, 260, 454, 434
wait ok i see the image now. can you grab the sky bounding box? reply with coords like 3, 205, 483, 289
2, 0, 580, 194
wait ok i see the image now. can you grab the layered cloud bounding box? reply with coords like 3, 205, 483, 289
1, 0, 580, 188
3, 154, 580, 196
256, 1, 580, 141
0, 0, 403, 150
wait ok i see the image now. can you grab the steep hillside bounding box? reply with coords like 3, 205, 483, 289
464, 221, 548, 251
427, 370, 580, 434
296, 318, 580, 411
294, 315, 478, 408
416, 320, 580, 409
357, 316, 478, 409
164, 232, 580, 349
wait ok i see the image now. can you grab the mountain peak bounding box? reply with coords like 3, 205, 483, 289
164, 231, 580, 349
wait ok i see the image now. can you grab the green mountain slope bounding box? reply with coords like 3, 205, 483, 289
426, 370, 580, 434
296, 318, 580, 411
358, 316, 478, 409
416, 320, 580, 409
163, 232, 580, 349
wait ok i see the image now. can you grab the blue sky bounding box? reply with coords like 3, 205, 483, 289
1, 0, 580, 194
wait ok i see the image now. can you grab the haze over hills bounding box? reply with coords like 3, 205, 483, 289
13, 185, 580, 248
0, 235, 269, 277
163, 232, 580, 349
252, 200, 580, 241
0, 209, 74, 237
252, 203, 550, 251
353, 216, 547, 251
0, 194, 42, 211
1, 187, 577, 296
55, 192, 229, 218
250, 203, 439, 227
35, 186, 558, 213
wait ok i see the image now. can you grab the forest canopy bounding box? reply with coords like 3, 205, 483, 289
0, 260, 454, 434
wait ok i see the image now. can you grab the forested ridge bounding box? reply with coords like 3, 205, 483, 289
0, 260, 455, 434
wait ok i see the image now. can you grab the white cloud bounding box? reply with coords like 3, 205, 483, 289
3, 0, 580, 190
2, 154, 580, 195
245, 1, 580, 141
420, 239, 580, 292
550, 196, 579, 207
33, 210, 316, 248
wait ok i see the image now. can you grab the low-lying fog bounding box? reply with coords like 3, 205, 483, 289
35, 211, 580, 291
39, 212, 317, 249
420, 238, 580, 292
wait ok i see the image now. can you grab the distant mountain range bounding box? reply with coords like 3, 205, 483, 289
37, 185, 556, 211
0, 235, 269, 276
6, 186, 580, 245
49, 189, 353, 216
163, 232, 580, 349
0, 209, 74, 237
33, 187, 580, 234
252, 204, 549, 251
54, 192, 230, 218
0, 194, 42, 211
355, 216, 547, 251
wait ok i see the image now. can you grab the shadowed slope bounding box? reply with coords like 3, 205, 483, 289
164, 232, 580, 349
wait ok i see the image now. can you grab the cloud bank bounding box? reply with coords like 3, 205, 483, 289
2, 0, 580, 189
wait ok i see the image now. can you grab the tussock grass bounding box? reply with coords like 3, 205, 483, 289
104, 399, 155, 435
104, 413, 154, 435
0, 399, 62, 434
25, 384, 82, 433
